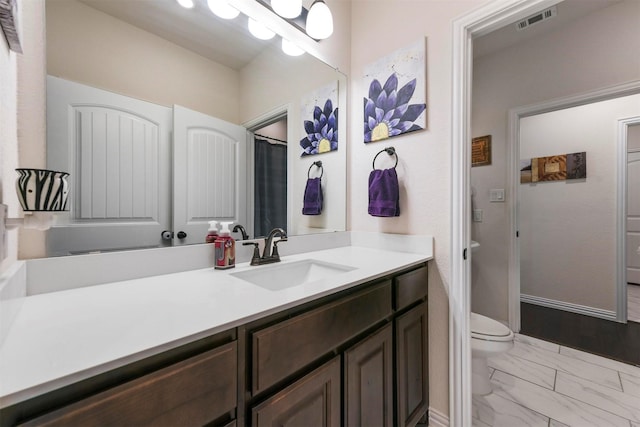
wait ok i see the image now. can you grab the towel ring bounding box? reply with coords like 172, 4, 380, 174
372, 147, 398, 170
308, 160, 323, 179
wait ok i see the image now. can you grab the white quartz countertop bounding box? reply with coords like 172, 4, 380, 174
0, 245, 431, 407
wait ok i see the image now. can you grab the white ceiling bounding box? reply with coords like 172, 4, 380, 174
474, 0, 623, 59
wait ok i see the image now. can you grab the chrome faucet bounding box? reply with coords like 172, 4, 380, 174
243, 227, 288, 266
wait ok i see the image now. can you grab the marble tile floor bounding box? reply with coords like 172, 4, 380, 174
472, 334, 640, 427
629, 284, 640, 323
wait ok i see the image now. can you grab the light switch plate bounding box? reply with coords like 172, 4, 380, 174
473, 209, 483, 222
0, 204, 7, 263
490, 189, 505, 202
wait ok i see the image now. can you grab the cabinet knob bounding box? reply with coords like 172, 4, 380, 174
161, 230, 173, 240
177, 231, 187, 239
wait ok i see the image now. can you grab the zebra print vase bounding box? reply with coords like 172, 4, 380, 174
15, 168, 70, 211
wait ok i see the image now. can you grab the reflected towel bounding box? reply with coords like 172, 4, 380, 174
302, 177, 323, 215
368, 168, 399, 217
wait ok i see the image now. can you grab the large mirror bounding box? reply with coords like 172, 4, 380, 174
44, 0, 347, 256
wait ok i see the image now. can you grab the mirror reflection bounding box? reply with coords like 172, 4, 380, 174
45, 0, 347, 256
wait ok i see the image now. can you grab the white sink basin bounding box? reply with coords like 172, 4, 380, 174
231, 259, 356, 291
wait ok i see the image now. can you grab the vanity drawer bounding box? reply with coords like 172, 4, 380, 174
252, 281, 392, 394
395, 265, 428, 311
22, 341, 238, 427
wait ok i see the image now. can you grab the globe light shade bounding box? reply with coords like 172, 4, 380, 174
306, 0, 333, 39
248, 18, 275, 40
207, 0, 240, 19
271, 0, 301, 19
281, 38, 304, 56
176, 0, 194, 9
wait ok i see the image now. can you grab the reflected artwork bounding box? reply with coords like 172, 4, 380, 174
300, 81, 339, 156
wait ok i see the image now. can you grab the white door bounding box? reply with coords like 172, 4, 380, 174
173, 105, 248, 245
628, 150, 640, 285
46, 76, 172, 255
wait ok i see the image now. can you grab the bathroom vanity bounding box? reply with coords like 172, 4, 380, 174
0, 241, 432, 426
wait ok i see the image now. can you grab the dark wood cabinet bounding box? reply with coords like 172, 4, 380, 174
344, 323, 393, 427
395, 302, 429, 427
5, 264, 429, 427
251, 357, 341, 427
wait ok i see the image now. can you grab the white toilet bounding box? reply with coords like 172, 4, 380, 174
470, 241, 514, 395
470, 312, 514, 394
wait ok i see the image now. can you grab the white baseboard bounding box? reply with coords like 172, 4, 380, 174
521, 293, 617, 321
428, 406, 450, 427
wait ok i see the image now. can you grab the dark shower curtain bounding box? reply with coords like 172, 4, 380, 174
254, 138, 287, 237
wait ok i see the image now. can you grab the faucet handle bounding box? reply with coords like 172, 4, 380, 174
242, 241, 261, 265
272, 241, 281, 259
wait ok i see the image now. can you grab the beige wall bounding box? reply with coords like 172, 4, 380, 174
1, 0, 46, 272
520, 95, 640, 311
471, 0, 640, 322
349, 0, 491, 416
0, 0, 20, 273
46, 0, 240, 123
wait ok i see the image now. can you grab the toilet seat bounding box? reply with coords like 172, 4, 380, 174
471, 312, 513, 342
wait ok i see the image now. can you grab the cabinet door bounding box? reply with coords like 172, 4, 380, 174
21, 342, 238, 427
344, 324, 393, 427
252, 281, 392, 394
396, 302, 429, 427
252, 357, 341, 427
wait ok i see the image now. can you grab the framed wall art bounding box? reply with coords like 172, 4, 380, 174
471, 135, 491, 167
363, 38, 426, 143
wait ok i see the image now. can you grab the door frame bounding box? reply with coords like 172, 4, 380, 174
243, 104, 292, 237
506, 82, 640, 329
618, 114, 640, 319
450, 0, 563, 424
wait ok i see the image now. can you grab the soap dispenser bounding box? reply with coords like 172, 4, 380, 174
214, 221, 235, 269
206, 220, 219, 243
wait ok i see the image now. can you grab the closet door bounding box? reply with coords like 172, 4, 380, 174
627, 150, 640, 285
47, 76, 172, 256
173, 106, 248, 245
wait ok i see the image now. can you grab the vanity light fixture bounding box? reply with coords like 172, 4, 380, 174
176, 0, 195, 9
248, 17, 275, 40
305, 0, 333, 40
270, 0, 302, 19
207, 0, 240, 20
281, 38, 304, 56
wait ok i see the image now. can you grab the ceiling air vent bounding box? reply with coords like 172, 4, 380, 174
515, 6, 557, 31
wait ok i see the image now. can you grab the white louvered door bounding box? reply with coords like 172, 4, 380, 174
173, 105, 248, 246
47, 76, 172, 255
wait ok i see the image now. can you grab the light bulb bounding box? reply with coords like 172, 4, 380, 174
176, 0, 194, 8
207, 0, 240, 19
281, 38, 304, 56
271, 0, 301, 19
306, 0, 333, 39
248, 18, 275, 40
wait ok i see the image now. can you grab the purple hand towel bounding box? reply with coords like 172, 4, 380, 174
368, 168, 399, 217
302, 177, 323, 215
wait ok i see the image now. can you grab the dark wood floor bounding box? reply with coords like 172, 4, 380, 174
520, 303, 640, 366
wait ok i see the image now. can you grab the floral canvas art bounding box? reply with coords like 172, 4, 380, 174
300, 81, 339, 156
363, 39, 426, 143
